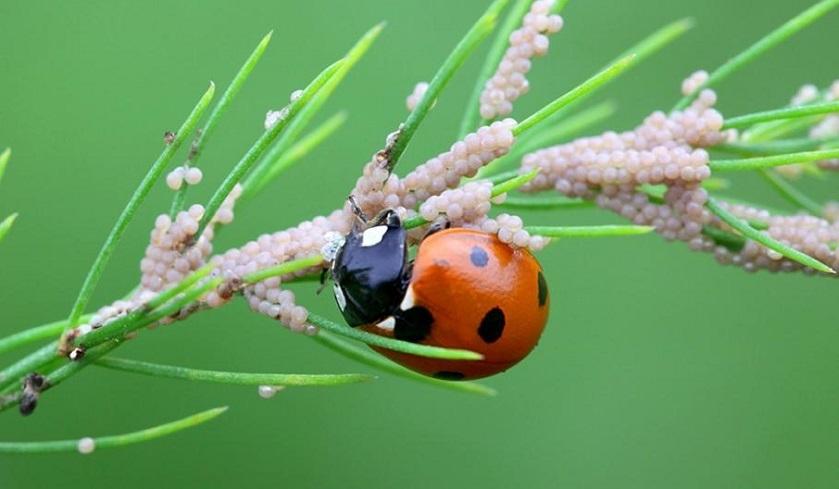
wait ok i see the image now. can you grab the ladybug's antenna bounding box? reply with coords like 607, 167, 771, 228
347, 194, 369, 227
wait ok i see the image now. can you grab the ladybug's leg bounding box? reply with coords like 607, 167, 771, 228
423, 217, 451, 239
316, 267, 331, 295
370, 208, 401, 227
347, 194, 368, 232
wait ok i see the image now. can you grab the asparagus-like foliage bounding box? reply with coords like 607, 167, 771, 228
0, 316, 90, 357
242, 254, 323, 284
513, 54, 636, 136
0, 213, 17, 244
507, 16, 692, 143
242, 22, 385, 197
193, 53, 352, 239
307, 314, 483, 361
242, 112, 347, 198
674, 0, 839, 109
491, 169, 539, 197
526, 225, 654, 238
313, 331, 496, 396
498, 195, 593, 210
96, 357, 373, 387
0, 149, 17, 244
723, 101, 839, 130
710, 149, 839, 171
0, 342, 59, 393
716, 138, 830, 156
0, 148, 9, 186
170, 32, 274, 216
513, 101, 617, 158
705, 198, 834, 274
477, 101, 616, 178
758, 169, 824, 216
63, 83, 216, 332
77, 265, 215, 349
388, 0, 509, 169
0, 407, 227, 454
612, 18, 694, 66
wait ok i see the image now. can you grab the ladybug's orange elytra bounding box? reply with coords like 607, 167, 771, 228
364, 228, 549, 380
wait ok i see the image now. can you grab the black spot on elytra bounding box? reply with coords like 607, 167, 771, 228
433, 371, 465, 381
477, 307, 505, 343
537, 271, 548, 307
394, 306, 434, 343
470, 246, 489, 267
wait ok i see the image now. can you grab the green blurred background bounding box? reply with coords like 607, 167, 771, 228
1, 1, 837, 487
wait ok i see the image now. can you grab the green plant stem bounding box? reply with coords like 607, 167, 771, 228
194, 59, 345, 240
484, 169, 520, 185
491, 169, 538, 197
715, 138, 830, 156
243, 254, 324, 284
458, 0, 531, 138
0, 407, 227, 454
242, 23, 384, 197
0, 147, 9, 186
170, 32, 274, 217
78, 266, 214, 349
243, 112, 347, 198
702, 225, 745, 252
613, 17, 694, 67
758, 169, 824, 216
513, 54, 636, 136
477, 101, 616, 178
313, 331, 496, 396
63, 83, 215, 334
0, 278, 219, 412
520, 16, 692, 143
527, 225, 654, 238
307, 314, 482, 361
96, 357, 372, 386
673, 0, 839, 110
701, 177, 730, 191
516, 101, 617, 157
706, 197, 833, 274
0, 213, 18, 244
723, 100, 839, 130
498, 195, 593, 210
388, 0, 508, 169
710, 149, 839, 171
0, 316, 91, 357
0, 342, 58, 393
744, 115, 825, 144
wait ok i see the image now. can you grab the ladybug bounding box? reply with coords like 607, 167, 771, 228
330, 210, 549, 380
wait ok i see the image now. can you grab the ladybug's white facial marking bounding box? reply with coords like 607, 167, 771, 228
399, 285, 415, 311
333, 283, 347, 311
361, 225, 388, 247
377, 316, 395, 331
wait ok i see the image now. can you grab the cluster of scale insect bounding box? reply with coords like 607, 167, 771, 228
165, 165, 203, 190
519, 76, 726, 245
773, 81, 839, 177
515, 72, 839, 275
479, 0, 563, 119
713, 202, 839, 273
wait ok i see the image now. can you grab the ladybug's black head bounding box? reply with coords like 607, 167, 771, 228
330, 209, 410, 327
